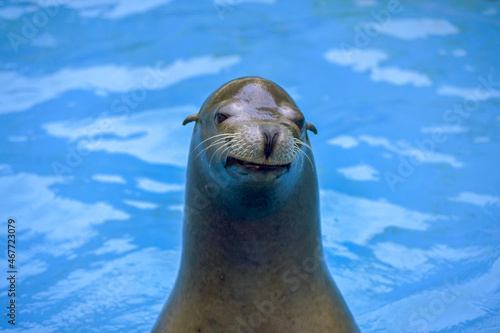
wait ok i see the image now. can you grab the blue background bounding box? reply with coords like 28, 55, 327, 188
0, 0, 499, 332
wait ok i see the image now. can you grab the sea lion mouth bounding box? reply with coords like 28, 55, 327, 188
225, 156, 291, 172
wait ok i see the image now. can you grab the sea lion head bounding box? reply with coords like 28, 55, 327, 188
183, 77, 317, 186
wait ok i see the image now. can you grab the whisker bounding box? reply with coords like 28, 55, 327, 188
210, 141, 233, 166
294, 139, 313, 152
194, 133, 236, 152
229, 138, 247, 157
221, 144, 235, 163
196, 135, 236, 159
296, 146, 313, 171
293, 138, 314, 170
241, 142, 252, 158
289, 145, 301, 178
222, 144, 233, 161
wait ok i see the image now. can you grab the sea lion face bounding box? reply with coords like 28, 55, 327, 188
184, 77, 317, 184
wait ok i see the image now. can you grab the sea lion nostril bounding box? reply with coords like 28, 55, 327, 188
262, 126, 280, 159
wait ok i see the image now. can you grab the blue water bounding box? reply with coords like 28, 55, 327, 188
0, 1, 499, 332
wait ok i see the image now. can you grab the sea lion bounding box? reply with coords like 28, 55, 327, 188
153, 77, 359, 333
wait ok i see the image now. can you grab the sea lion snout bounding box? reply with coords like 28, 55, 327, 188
226, 122, 295, 168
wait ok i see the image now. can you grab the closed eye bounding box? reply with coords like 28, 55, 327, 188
215, 113, 229, 124
295, 118, 305, 130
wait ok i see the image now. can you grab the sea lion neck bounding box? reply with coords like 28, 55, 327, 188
181, 151, 322, 279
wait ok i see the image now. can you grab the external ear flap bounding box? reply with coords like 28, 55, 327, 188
306, 122, 317, 135
183, 114, 198, 126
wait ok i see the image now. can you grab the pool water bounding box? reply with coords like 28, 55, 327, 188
0, 0, 499, 332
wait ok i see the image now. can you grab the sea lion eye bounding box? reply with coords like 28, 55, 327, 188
295, 118, 305, 130
215, 113, 229, 124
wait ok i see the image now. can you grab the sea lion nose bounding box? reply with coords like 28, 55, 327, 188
261, 126, 280, 159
